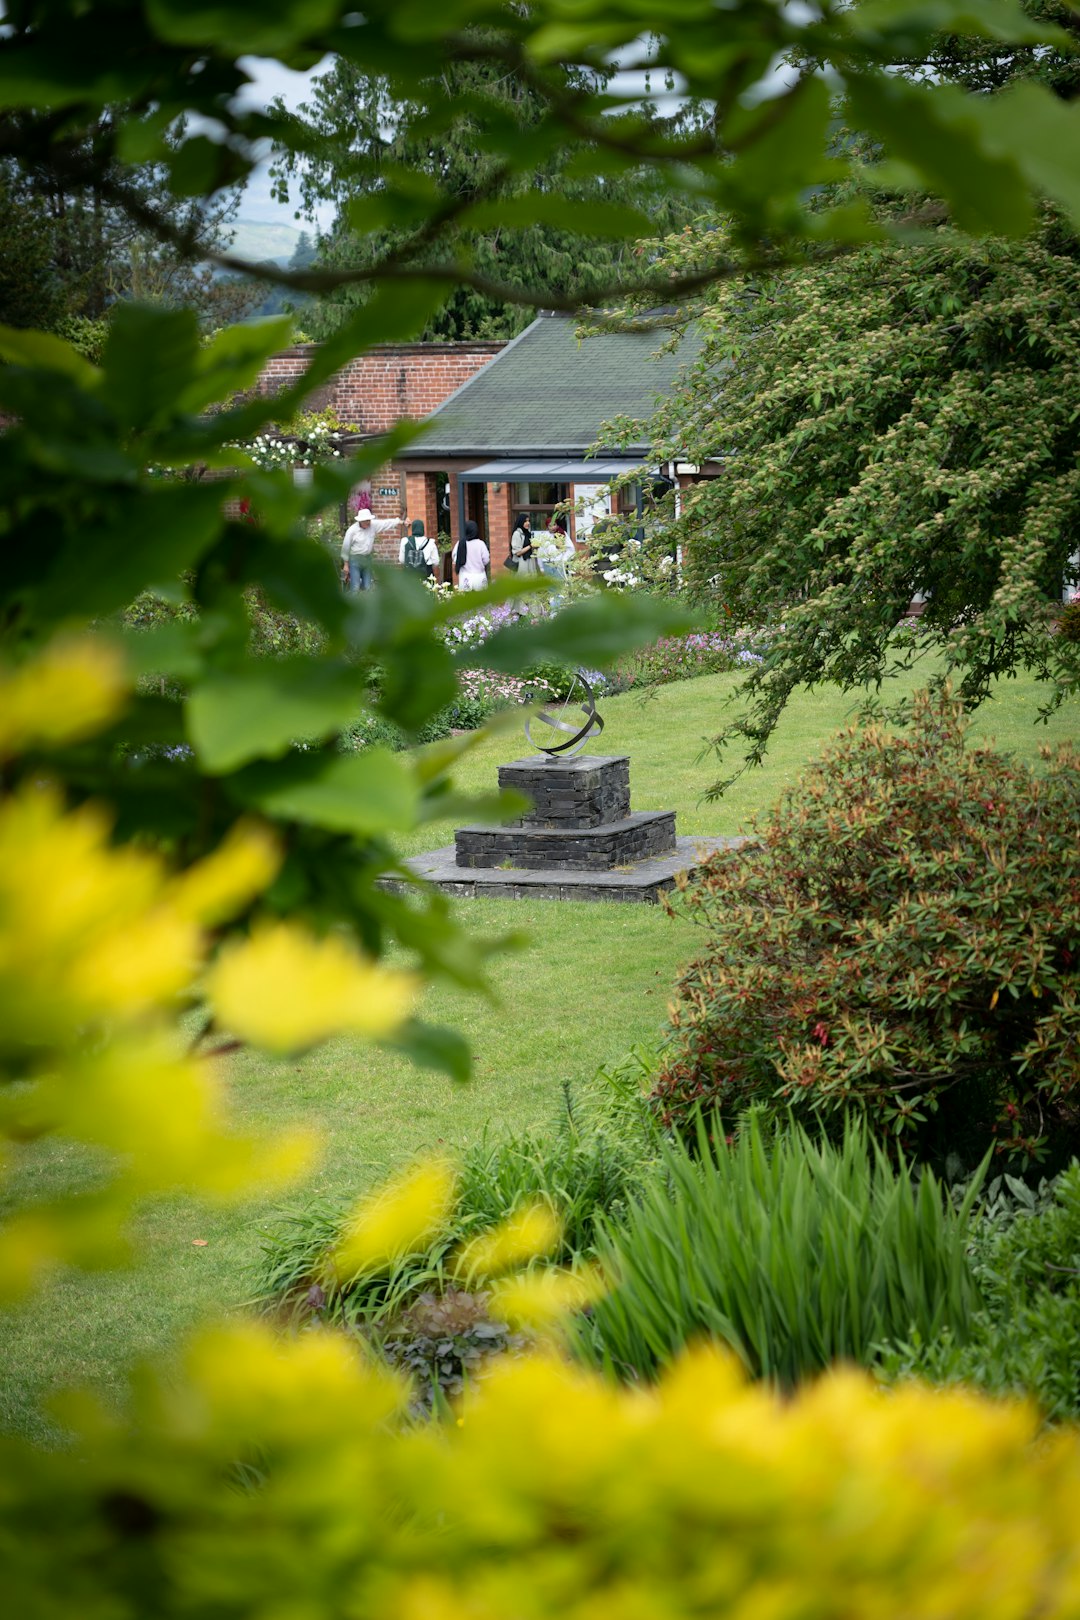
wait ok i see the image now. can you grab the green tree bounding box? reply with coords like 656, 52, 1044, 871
0, 163, 66, 329
0, 111, 255, 325
272, 56, 704, 341
289, 230, 317, 272
635, 215, 1080, 773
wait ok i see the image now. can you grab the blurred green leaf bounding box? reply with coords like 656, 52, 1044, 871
385, 1018, 472, 1084
229, 748, 420, 835
186, 660, 369, 772
466, 593, 696, 673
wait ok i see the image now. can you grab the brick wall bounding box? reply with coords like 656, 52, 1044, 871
255, 342, 503, 435
255, 341, 504, 564
487, 484, 514, 575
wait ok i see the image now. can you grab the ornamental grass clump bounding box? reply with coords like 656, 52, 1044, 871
881, 1163, 1080, 1420
576, 1117, 981, 1387
653, 689, 1080, 1169
253, 1108, 641, 1329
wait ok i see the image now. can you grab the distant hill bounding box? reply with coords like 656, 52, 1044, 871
227, 220, 305, 266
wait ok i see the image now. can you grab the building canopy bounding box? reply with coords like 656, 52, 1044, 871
457, 458, 641, 482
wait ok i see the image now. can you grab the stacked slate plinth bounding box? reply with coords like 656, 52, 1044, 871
393, 752, 745, 904
454, 756, 677, 872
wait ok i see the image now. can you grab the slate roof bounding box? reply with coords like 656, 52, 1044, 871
398, 312, 699, 460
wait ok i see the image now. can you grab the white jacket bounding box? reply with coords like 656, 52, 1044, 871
341, 517, 398, 559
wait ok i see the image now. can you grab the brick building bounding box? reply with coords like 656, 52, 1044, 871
254, 314, 706, 577
253, 338, 506, 543
393, 312, 703, 578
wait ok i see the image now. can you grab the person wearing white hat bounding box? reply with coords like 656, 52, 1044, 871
340, 507, 403, 591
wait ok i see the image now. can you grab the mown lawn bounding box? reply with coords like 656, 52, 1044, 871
1, 661, 1075, 1440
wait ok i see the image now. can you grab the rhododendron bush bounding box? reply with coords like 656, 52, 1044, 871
655, 691, 1080, 1167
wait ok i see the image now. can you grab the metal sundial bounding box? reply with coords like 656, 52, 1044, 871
525, 671, 604, 759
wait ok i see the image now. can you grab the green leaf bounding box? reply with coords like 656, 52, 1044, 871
416, 788, 531, 828
145, 0, 339, 53
117, 622, 204, 680
411, 708, 526, 785
385, 1018, 472, 1084
0, 324, 98, 385
229, 749, 420, 836
968, 83, 1080, 230
466, 593, 696, 673
526, 21, 630, 62
241, 536, 350, 641
167, 134, 242, 198
379, 632, 460, 732
727, 76, 837, 200
300, 281, 450, 397
28, 483, 226, 627
101, 304, 200, 431
181, 319, 296, 415
846, 76, 1034, 236
186, 660, 369, 773
852, 0, 1070, 48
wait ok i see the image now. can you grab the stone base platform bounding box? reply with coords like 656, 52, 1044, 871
454, 809, 676, 872
392, 835, 749, 904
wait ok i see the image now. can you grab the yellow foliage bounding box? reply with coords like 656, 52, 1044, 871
453, 1200, 562, 1280
489, 1265, 607, 1331
0, 635, 128, 757
0, 782, 313, 1296
8, 1321, 1080, 1618
334, 1159, 458, 1277
208, 921, 417, 1055
166, 819, 282, 925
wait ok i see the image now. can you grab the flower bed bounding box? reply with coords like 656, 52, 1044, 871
610, 628, 766, 691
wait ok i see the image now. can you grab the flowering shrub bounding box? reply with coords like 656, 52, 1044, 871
612, 627, 766, 691
439, 600, 529, 651
342, 669, 550, 753
448, 667, 548, 725
654, 690, 1080, 1169
238, 409, 356, 471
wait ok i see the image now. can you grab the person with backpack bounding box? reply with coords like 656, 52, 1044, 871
399, 518, 440, 581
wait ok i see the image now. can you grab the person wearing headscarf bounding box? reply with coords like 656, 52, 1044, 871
399, 517, 440, 580
454, 520, 490, 591
535, 513, 576, 608
510, 512, 539, 578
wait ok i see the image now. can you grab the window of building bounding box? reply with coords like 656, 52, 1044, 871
512, 482, 569, 529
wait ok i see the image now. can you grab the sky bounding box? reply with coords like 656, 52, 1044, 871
234, 55, 335, 229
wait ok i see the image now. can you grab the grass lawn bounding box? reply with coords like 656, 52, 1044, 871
1, 660, 1076, 1440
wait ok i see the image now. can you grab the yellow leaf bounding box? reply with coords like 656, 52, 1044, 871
167, 819, 281, 925
489, 1264, 607, 1330
207, 921, 416, 1055
453, 1201, 562, 1281
334, 1159, 457, 1277
0, 635, 128, 757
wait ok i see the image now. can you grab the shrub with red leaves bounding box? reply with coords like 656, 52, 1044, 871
654, 691, 1080, 1169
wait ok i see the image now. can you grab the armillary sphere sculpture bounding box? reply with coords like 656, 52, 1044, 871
525, 671, 604, 759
